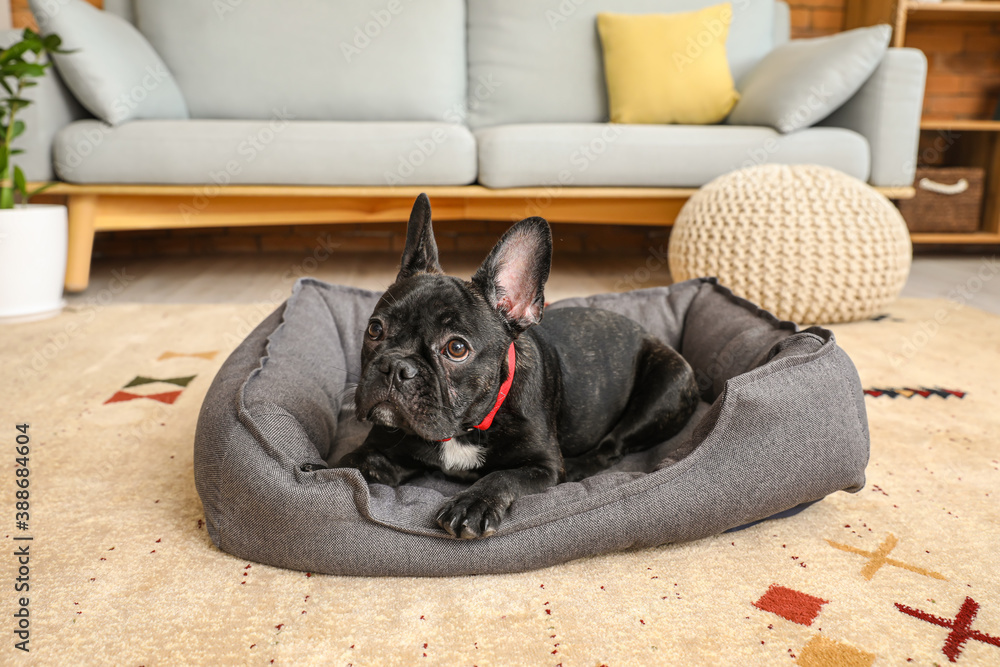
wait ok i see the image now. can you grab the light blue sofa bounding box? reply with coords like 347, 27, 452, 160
21, 0, 925, 189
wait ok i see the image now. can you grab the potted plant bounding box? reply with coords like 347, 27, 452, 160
0, 28, 69, 323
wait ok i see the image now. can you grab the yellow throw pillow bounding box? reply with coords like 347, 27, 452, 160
597, 4, 740, 125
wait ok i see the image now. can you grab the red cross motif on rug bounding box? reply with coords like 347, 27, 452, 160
896, 597, 1000, 662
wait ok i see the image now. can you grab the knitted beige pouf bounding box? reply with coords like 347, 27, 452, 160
668, 164, 913, 324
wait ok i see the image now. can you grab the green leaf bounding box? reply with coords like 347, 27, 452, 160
10, 150, 24, 156
11, 120, 24, 140
7, 98, 32, 112
42, 34, 63, 51
0, 42, 31, 64
21, 32, 43, 53
4, 62, 46, 78
13, 166, 26, 199
0, 186, 13, 210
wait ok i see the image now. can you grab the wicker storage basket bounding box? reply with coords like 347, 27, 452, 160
898, 167, 984, 233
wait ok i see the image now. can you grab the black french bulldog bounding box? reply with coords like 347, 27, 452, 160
339, 194, 699, 539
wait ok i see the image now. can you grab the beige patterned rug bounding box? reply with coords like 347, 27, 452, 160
3, 295, 998, 666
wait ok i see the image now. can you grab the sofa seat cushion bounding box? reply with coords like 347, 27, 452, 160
476, 123, 870, 189
54, 120, 478, 186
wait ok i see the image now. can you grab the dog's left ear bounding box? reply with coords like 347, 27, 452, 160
471, 217, 552, 334
397, 193, 443, 281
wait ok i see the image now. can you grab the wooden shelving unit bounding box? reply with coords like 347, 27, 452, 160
902, 0, 1000, 29
910, 231, 1000, 243
920, 119, 1000, 132
848, 0, 1000, 245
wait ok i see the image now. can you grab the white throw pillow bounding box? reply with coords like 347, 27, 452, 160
30, 0, 189, 126
727, 24, 891, 133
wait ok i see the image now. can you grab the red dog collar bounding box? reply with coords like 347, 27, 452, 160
439, 342, 516, 442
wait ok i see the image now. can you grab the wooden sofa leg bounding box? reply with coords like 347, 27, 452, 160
65, 194, 98, 292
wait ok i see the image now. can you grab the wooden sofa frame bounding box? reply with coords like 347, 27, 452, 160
40, 182, 916, 292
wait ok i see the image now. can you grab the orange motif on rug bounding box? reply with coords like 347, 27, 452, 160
158, 350, 220, 361
825, 533, 947, 581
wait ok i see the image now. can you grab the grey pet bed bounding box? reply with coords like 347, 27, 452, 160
195, 277, 869, 576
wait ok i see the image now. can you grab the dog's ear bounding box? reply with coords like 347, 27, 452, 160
397, 193, 443, 281
471, 217, 552, 334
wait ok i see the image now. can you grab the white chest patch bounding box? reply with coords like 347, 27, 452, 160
439, 437, 486, 472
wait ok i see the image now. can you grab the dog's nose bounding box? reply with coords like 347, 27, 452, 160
378, 357, 418, 383
396, 360, 418, 381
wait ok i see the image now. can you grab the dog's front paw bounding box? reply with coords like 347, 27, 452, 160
435, 492, 503, 539
338, 449, 407, 487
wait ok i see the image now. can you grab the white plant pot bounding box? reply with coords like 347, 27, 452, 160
0, 204, 68, 323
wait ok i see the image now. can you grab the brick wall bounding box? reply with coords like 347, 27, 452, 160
92, 221, 671, 259
909, 21, 1000, 121
787, 0, 846, 39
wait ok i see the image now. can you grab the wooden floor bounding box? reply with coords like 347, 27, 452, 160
64, 252, 1000, 316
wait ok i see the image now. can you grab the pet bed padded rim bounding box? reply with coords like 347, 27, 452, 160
195, 278, 869, 575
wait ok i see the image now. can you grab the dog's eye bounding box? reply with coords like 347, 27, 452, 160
443, 339, 469, 361
366, 321, 384, 340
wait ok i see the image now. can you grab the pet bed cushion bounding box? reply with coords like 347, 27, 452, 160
195, 277, 869, 576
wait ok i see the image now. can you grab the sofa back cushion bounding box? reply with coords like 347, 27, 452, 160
467, 0, 777, 128
134, 0, 466, 122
